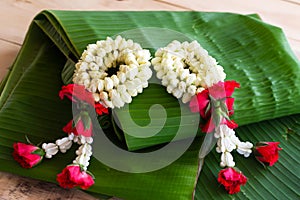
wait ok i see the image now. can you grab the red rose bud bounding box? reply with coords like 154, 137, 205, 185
13, 142, 44, 168
208, 80, 240, 99
189, 89, 210, 118
224, 80, 240, 97
63, 119, 93, 137
254, 142, 282, 166
59, 84, 109, 116
189, 81, 239, 133
94, 102, 109, 115
223, 118, 238, 129
200, 116, 215, 133
63, 113, 93, 137
62, 120, 77, 135
57, 165, 94, 190
59, 84, 94, 105
218, 167, 247, 195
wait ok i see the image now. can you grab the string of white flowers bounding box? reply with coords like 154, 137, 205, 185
42, 133, 93, 168
151, 40, 226, 103
73, 143, 93, 171
73, 35, 152, 109
214, 125, 253, 167
42, 134, 77, 158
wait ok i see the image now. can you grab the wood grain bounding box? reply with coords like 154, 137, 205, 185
0, 172, 99, 200
0, 0, 183, 45
0, 40, 20, 81
0, 0, 299, 199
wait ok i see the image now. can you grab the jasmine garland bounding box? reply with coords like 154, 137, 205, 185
73, 35, 152, 108
151, 40, 226, 103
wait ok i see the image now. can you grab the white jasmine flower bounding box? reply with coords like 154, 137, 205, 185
151, 57, 161, 65
220, 152, 235, 167
179, 69, 189, 80
73, 143, 93, 171
186, 74, 196, 85
166, 71, 177, 80
77, 62, 88, 71
126, 64, 139, 80
128, 89, 138, 97
99, 91, 108, 101
86, 137, 93, 144
111, 75, 119, 86
68, 133, 75, 141
121, 91, 132, 103
169, 79, 179, 88
42, 143, 59, 159
187, 85, 197, 95
237, 141, 253, 157
104, 77, 114, 91
110, 89, 125, 108
162, 76, 169, 86
104, 99, 114, 108
223, 136, 236, 152
182, 93, 193, 104
117, 71, 126, 83
172, 88, 184, 99
156, 70, 165, 79
89, 62, 99, 71
56, 137, 72, 153
88, 79, 98, 93
97, 79, 105, 91
133, 78, 143, 93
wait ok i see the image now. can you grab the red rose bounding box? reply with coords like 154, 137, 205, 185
226, 97, 235, 116
218, 167, 247, 194
63, 118, 93, 137
223, 118, 238, 129
224, 80, 240, 97
57, 165, 94, 189
208, 80, 240, 99
200, 116, 215, 133
94, 102, 109, 115
13, 142, 44, 168
63, 120, 78, 135
254, 142, 282, 166
59, 84, 94, 105
189, 81, 239, 133
189, 89, 210, 118
59, 84, 108, 116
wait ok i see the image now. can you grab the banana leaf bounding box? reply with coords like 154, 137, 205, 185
196, 113, 300, 199
0, 10, 299, 199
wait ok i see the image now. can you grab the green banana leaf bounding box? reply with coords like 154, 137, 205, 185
196, 113, 300, 199
0, 10, 299, 200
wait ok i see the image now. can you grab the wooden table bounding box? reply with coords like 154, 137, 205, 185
0, 0, 299, 199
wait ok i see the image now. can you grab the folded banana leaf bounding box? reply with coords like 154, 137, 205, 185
0, 10, 299, 199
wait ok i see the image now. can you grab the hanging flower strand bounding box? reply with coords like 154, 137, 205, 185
152, 40, 282, 195
12, 36, 153, 190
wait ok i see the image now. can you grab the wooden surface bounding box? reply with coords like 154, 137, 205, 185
0, 0, 299, 199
